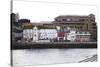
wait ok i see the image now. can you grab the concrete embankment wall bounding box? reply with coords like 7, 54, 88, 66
11, 42, 97, 49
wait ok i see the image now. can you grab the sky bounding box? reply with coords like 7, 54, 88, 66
13, 0, 98, 22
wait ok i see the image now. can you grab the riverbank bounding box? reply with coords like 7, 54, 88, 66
11, 42, 97, 49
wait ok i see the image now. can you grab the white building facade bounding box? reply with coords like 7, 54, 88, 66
23, 29, 33, 42
23, 26, 91, 42
75, 32, 91, 42
67, 30, 76, 42
23, 27, 57, 42
39, 29, 57, 40
67, 30, 91, 42
32, 26, 39, 42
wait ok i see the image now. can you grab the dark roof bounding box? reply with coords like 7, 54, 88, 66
55, 15, 89, 19
52, 21, 85, 23
54, 14, 95, 19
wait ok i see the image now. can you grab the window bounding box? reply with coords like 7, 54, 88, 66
71, 36, 74, 38
80, 19, 85, 22
90, 18, 95, 22
62, 19, 66, 21
34, 34, 36, 36
67, 18, 71, 21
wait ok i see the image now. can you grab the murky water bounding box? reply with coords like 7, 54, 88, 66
12, 48, 97, 66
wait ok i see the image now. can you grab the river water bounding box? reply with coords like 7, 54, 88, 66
12, 48, 97, 66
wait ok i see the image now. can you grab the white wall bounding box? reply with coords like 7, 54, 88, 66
67, 30, 76, 41
33, 27, 39, 42
23, 29, 33, 40
39, 29, 57, 40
